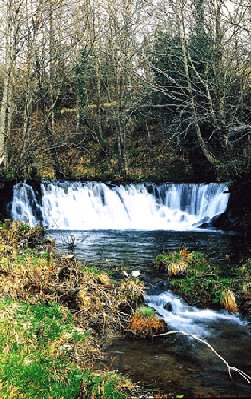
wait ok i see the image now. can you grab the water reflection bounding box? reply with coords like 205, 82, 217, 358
48, 229, 249, 267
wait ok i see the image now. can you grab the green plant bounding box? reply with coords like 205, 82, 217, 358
136, 306, 156, 318
155, 251, 181, 266
0, 300, 84, 398
81, 371, 128, 399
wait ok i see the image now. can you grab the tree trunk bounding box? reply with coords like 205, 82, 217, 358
176, 0, 218, 168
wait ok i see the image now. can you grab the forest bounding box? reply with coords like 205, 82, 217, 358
0, 0, 250, 183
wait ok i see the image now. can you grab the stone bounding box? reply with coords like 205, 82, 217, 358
163, 303, 172, 312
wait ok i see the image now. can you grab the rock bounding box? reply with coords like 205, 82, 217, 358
163, 303, 172, 312
131, 270, 140, 278
211, 173, 251, 236
62, 254, 75, 260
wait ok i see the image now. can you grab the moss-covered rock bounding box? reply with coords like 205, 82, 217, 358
128, 306, 167, 337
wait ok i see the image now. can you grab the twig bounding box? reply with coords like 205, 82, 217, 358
153, 330, 251, 384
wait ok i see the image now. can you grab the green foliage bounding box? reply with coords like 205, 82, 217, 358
81, 264, 104, 275
136, 306, 156, 318
155, 252, 181, 264
0, 300, 84, 398
5, 168, 15, 181
82, 371, 127, 399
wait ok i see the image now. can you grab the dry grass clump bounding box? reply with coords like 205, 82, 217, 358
155, 247, 198, 276
155, 247, 208, 276
0, 220, 46, 249
128, 306, 167, 337
167, 261, 188, 277
221, 289, 239, 313
116, 279, 144, 311
0, 222, 145, 336
0, 254, 144, 334
76, 271, 144, 334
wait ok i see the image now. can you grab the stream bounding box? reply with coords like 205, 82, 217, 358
10, 181, 251, 397
49, 229, 251, 398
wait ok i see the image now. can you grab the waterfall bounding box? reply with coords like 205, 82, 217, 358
11, 181, 229, 231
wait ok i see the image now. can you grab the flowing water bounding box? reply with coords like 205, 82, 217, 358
10, 181, 251, 397
11, 181, 229, 230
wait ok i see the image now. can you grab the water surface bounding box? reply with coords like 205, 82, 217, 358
49, 229, 248, 267
49, 229, 251, 398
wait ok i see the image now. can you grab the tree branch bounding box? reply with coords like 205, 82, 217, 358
153, 330, 251, 384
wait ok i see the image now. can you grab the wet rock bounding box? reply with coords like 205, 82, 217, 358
211, 173, 251, 236
131, 270, 140, 278
163, 303, 172, 312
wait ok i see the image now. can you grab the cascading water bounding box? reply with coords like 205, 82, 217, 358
145, 291, 246, 337
11, 181, 229, 230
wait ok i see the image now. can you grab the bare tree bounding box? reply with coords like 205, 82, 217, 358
142, 0, 250, 177
0, 0, 24, 170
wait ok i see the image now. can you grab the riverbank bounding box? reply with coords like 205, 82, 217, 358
154, 249, 251, 318
0, 222, 250, 398
0, 221, 147, 399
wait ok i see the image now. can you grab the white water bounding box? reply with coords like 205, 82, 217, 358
11, 181, 229, 230
145, 291, 246, 337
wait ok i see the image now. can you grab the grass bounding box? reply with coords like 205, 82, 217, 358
0, 300, 130, 398
155, 248, 210, 277
155, 248, 250, 313
0, 221, 143, 398
0, 300, 84, 398
136, 306, 156, 318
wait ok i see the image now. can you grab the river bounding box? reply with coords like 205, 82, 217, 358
10, 181, 251, 397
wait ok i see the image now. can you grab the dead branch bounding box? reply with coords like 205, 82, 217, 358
153, 330, 251, 384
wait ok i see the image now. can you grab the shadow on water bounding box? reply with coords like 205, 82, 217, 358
48, 229, 251, 398
103, 328, 251, 398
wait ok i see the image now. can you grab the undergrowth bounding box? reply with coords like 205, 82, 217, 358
0, 221, 144, 398
155, 248, 251, 314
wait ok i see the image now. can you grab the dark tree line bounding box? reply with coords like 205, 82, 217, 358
0, 0, 250, 181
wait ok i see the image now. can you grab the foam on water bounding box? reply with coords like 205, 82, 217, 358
146, 291, 246, 337
11, 181, 229, 231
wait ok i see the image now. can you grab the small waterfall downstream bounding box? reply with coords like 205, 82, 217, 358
145, 291, 246, 337
11, 181, 229, 230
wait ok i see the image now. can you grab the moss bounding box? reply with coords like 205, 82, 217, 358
136, 306, 156, 318
155, 249, 250, 314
